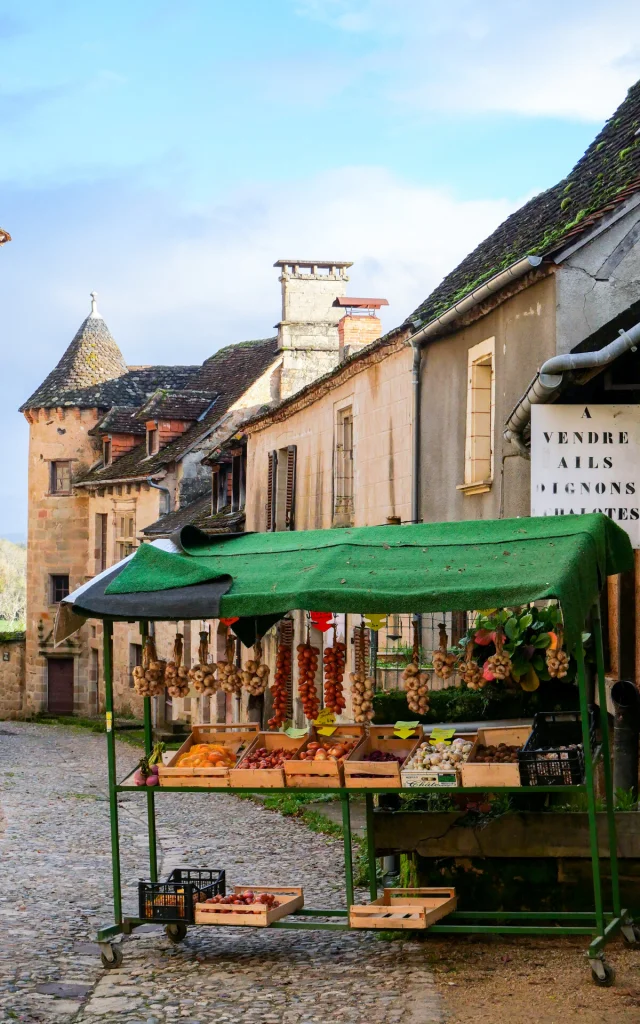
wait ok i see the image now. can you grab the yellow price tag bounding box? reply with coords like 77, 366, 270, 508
317, 726, 337, 736
429, 727, 456, 745
105, 711, 113, 733
394, 719, 419, 739
313, 708, 336, 728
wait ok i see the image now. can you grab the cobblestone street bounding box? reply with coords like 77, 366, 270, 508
0, 723, 443, 1024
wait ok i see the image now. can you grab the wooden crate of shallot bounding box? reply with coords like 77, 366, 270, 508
343, 725, 423, 788
229, 732, 307, 788
349, 887, 457, 930
459, 725, 532, 788
158, 724, 259, 788
195, 886, 304, 927
284, 725, 364, 788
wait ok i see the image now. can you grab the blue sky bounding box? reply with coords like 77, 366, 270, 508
2, 0, 640, 539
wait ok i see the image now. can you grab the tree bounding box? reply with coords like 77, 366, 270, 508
0, 539, 26, 626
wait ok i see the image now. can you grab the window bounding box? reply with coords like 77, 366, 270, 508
103, 438, 112, 466
95, 513, 108, 573
129, 643, 142, 688
266, 446, 296, 531
458, 338, 495, 496
116, 513, 136, 560
49, 461, 71, 494
147, 426, 159, 456
231, 448, 246, 513
334, 406, 354, 525
50, 574, 69, 604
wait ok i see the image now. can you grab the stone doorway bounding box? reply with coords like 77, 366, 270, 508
47, 657, 74, 714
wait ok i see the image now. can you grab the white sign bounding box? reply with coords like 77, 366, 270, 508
530, 404, 640, 548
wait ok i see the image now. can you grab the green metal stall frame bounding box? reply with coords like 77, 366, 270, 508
95, 600, 638, 985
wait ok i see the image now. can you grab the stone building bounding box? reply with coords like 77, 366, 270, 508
18, 262, 361, 718
232, 79, 640, 724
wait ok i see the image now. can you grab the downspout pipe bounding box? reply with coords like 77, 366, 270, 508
147, 477, 173, 515
411, 340, 421, 523
610, 679, 640, 801
504, 319, 640, 457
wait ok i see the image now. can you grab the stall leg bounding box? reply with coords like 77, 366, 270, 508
365, 794, 378, 902
576, 640, 605, 939
341, 793, 355, 909
144, 696, 158, 882
104, 622, 123, 926
592, 602, 622, 919
140, 622, 158, 883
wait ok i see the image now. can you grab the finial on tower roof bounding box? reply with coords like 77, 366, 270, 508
89, 291, 103, 320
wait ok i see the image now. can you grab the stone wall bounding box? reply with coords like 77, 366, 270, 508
0, 634, 26, 719
23, 405, 99, 716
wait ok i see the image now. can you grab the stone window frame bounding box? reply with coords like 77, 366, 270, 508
333, 396, 355, 526
147, 425, 159, 456
115, 510, 137, 561
48, 460, 73, 495
49, 573, 70, 605
457, 337, 495, 497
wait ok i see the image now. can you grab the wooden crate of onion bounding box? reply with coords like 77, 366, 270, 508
401, 735, 475, 788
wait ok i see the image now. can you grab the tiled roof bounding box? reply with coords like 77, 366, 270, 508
142, 495, 245, 537
76, 337, 279, 485
191, 338, 278, 398
135, 389, 218, 422
407, 79, 640, 329
89, 406, 147, 437
20, 313, 129, 410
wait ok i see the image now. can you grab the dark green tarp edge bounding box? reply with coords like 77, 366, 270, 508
105, 514, 633, 651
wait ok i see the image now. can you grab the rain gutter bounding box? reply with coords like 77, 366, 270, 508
504, 319, 640, 458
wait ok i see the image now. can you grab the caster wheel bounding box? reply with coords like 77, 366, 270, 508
100, 944, 123, 970
622, 923, 640, 946
165, 922, 187, 944
591, 962, 615, 987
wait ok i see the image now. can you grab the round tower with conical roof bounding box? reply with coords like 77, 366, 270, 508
20, 294, 127, 715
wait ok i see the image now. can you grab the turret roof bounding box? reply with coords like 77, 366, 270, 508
20, 295, 129, 410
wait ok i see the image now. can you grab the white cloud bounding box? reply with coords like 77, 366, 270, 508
22, 167, 517, 360
2, 164, 518, 533
295, 0, 640, 121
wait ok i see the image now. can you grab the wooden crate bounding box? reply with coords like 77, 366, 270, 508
284, 725, 364, 788
460, 725, 532, 788
349, 887, 457, 930
401, 732, 476, 789
343, 725, 423, 788
229, 732, 307, 788
158, 724, 259, 788
195, 886, 304, 927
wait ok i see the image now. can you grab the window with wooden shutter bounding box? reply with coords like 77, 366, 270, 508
266, 450, 277, 531
284, 445, 297, 530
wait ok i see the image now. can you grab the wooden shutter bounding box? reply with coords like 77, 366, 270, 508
284, 445, 297, 531
266, 450, 277, 531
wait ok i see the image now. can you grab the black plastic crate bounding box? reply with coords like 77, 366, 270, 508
139, 868, 225, 924
517, 710, 596, 787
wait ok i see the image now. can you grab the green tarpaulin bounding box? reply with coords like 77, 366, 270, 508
105, 514, 633, 651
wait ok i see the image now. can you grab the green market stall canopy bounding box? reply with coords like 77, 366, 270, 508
55, 514, 632, 651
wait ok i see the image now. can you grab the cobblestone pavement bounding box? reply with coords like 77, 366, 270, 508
0, 723, 443, 1024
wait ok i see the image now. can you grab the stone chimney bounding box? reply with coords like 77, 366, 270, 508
334, 297, 389, 361
274, 259, 352, 398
